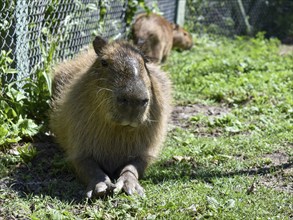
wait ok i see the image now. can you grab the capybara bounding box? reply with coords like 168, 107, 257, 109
49, 36, 172, 198
132, 13, 193, 63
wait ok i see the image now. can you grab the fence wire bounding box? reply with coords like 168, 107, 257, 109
185, 0, 266, 36
185, 0, 293, 41
0, 0, 177, 87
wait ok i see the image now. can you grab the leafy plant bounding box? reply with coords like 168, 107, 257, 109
17, 143, 38, 163
0, 51, 39, 147
126, 0, 151, 26
0, 43, 53, 147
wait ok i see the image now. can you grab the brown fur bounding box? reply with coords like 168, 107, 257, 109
49, 36, 172, 198
132, 13, 193, 63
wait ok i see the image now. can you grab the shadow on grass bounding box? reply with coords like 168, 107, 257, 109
9, 133, 85, 203
146, 158, 292, 184
9, 134, 292, 202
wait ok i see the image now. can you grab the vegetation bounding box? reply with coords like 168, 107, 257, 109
0, 33, 292, 219
0, 51, 41, 147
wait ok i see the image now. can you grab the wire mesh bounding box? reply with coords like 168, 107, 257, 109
101, 0, 128, 40
0, 1, 16, 56
158, 0, 177, 23
185, 0, 269, 37
186, 0, 293, 42
137, 0, 177, 23
1, 1, 17, 85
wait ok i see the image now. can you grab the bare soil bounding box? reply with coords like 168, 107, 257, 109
171, 103, 230, 136
257, 151, 293, 193
279, 45, 293, 56
171, 103, 230, 127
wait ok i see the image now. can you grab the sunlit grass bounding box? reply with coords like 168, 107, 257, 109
0, 34, 292, 219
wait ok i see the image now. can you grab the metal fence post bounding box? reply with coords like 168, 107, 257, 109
176, 0, 186, 26
15, 0, 29, 87
236, 0, 252, 35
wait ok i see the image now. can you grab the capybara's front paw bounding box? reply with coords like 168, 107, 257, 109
115, 172, 145, 196
86, 178, 115, 199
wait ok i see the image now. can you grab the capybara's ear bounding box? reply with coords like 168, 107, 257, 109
171, 23, 179, 30
93, 36, 107, 55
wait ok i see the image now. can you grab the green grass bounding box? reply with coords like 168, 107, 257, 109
0, 33, 292, 219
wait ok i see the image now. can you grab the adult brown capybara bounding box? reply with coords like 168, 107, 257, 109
132, 13, 193, 63
49, 36, 172, 198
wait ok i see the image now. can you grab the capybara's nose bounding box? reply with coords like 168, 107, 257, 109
117, 95, 149, 108
188, 43, 193, 50
117, 96, 149, 108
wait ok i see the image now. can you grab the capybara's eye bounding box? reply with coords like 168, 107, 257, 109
101, 59, 108, 67
143, 56, 150, 63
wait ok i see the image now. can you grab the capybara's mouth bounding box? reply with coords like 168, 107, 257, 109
119, 120, 139, 128
106, 112, 145, 128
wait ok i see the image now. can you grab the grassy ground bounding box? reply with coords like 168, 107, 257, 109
0, 34, 292, 219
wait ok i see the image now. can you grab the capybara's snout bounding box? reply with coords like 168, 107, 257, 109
114, 82, 150, 127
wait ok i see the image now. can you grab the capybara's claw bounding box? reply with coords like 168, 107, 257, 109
115, 173, 145, 197
86, 180, 115, 199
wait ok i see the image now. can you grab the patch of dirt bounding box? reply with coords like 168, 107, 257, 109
257, 151, 292, 193
171, 103, 230, 128
279, 44, 293, 56
263, 151, 290, 166
170, 103, 230, 136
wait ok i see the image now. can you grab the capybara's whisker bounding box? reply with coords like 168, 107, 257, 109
87, 97, 112, 122
96, 87, 113, 93
93, 77, 108, 82
147, 119, 159, 123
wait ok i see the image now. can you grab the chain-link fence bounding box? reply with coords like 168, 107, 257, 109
185, 0, 293, 42
0, 0, 178, 87
185, 0, 264, 36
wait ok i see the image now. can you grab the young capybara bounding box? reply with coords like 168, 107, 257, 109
131, 13, 193, 63
49, 36, 172, 198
